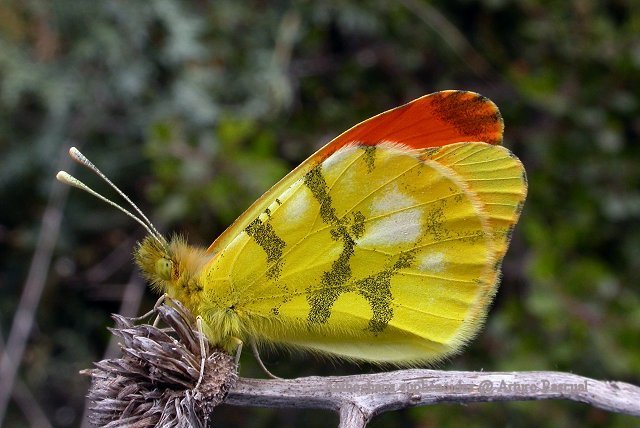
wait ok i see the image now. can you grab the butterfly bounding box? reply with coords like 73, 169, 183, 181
59, 90, 527, 366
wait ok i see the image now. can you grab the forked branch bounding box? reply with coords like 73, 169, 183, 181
226, 369, 640, 427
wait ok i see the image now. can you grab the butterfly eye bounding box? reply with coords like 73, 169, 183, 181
155, 258, 174, 281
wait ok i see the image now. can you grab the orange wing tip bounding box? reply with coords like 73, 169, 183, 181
319, 90, 504, 159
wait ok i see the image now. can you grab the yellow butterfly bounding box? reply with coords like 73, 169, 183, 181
59, 90, 526, 365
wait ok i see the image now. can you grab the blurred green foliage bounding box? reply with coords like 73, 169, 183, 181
1, 0, 638, 427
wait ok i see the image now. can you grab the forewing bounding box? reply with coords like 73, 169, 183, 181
207, 91, 504, 254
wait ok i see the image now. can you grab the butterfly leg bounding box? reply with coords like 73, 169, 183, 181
230, 337, 243, 366
194, 316, 208, 390
151, 294, 169, 327
131, 293, 167, 322
251, 340, 281, 379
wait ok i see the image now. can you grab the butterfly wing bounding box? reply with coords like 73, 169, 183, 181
208, 90, 503, 254
198, 91, 526, 364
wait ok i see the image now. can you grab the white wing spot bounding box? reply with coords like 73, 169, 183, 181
357, 185, 422, 247
282, 186, 311, 225
419, 252, 446, 273
358, 208, 422, 247
370, 184, 417, 215
321, 144, 360, 170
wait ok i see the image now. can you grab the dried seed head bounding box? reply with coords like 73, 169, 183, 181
82, 300, 238, 427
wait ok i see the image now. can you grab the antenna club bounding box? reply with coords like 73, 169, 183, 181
56, 171, 76, 185
69, 147, 81, 158
69, 147, 93, 167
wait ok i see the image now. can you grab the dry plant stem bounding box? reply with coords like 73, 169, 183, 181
226, 369, 640, 427
0, 328, 52, 428
9, 379, 53, 428
0, 147, 72, 424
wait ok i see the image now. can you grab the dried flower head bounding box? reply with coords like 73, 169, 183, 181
82, 299, 238, 427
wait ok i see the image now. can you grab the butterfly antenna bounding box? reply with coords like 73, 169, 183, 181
56, 147, 166, 247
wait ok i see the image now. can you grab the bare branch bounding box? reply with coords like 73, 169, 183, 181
338, 403, 368, 428
226, 369, 640, 426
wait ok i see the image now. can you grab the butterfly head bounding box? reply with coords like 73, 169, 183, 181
134, 235, 174, 292
134, 234, 210, 308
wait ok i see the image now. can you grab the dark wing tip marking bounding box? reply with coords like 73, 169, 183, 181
431, 91, 504, 145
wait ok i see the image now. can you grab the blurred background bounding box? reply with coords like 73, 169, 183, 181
0, 1, 638, 427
